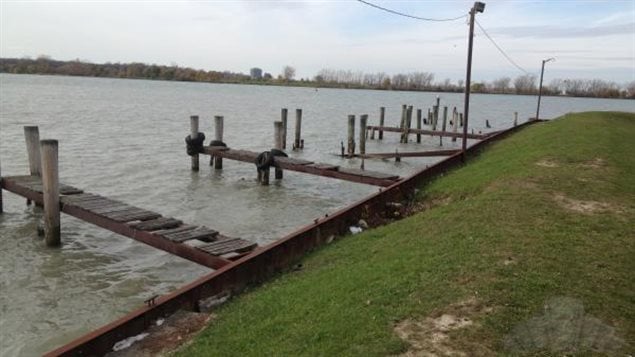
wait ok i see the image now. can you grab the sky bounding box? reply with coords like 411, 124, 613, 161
1, 0, 634, 85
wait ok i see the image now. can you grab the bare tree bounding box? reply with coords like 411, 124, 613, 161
491, 77, 511, 93
513, 74, 537, 94
282, 65, 296, 81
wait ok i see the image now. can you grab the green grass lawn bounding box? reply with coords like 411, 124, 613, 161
177, 112, 634, 356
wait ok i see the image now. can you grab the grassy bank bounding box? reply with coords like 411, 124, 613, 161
178, 112, 634, 356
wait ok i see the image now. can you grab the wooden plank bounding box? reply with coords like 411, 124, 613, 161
89, 204, 136, 215
355, 149, 460, 159
274, 157, 314, 166
337, 167, 400, 180
308, 163, 339, 171
366, 125, 488, 140
129, 217, 183, 231
61, 193, 106, 204
197, 238, 257, 256
102, 207, 150, 219
162, 227, 218, 243
75, 200, 124, 210
111, 211, 161, 223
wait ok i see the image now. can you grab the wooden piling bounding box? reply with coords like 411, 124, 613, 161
452, 107, 458, 142
214, 116, 224, 169
460, 113, 464, 128
347, 115, 355, 157
274, 121, 284, 179
293, 109, 302, 150
514, 111, 518, 126
416, 109, 422, 143
379, 107, 385, 140
440, 106, 448, 146
261, 167, 270, 185
400, 105, 407, 131
40, 139, 60, 246
0, 160, 3, 213
190, 116, 199, 171
359, 114, 368, 155
281, 108, 288, 149
402, 106, 413, 143
432, 105, 439, 131
24, 126, 42, 176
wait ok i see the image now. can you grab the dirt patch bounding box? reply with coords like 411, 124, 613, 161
107, 310, 213, 357
553, 193, 621, 214
394, 298, 493, 356
580, 157, 606, 169
405, 195, 452, 217
536, 159, 559, 168
504, 296, 625, 354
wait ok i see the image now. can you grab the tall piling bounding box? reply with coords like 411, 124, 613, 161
24, 126, 42, 176
190, 116, 199, 171
40, 139, 60, 247
514, 111, 518, 127
452, 107, 458, 142
416, 109, 422, 143
440, 106, 448, 146
359, 114, 368, 155
400, 105, 407, 131
274, 121, 284, 179
0, 160, 3, 213
379, 107, 385, 140
214, 116, 224, 169
432, 105, 439, 131
347, 115, 356, 157
281, 108, 288, 149
293, 109, 302, 150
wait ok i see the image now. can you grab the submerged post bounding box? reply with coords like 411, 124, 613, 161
416, 109, 422, 143
440, 106, 448, 146
379, 106, 385, 140
274, 121, 284, 179
281, 108, 288, 149
24, 126, 42, 176
293, 109, 302, 150
347, 115, 356, 157
514, 111, 518, 126
214, 115, 224, 169
359, 114, 368, 155
452, 107, 458, 142
432, 105, 439, 131
40, 139, 60, 247
0, 159, 3, 213
190, 115, 199, 171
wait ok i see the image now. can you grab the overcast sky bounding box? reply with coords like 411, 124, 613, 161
1, 0, 634, 84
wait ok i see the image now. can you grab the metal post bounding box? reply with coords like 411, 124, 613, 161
536, 58, 554, 121
462, 2, 486, 154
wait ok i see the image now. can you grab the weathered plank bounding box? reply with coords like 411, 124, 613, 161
308, 163, 339, 171
275, 157, 314, 166
197, 237, 257, 256
162, 227, 219, 243
338, 167, 400, 180
111, 211, 162, 223
129, 217, 182, 231
353, 149, 461, 159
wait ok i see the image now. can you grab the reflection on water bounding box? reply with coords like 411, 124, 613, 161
0, 74, 633, 355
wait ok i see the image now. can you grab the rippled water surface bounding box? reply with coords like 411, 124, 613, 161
0, 74, 633, 355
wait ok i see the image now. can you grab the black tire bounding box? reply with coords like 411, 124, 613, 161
255, 151, 274, 170
269, 148, 288, 157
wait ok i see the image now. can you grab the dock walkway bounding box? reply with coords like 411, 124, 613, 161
1, 175, 256, 269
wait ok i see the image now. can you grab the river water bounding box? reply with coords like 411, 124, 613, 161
0, 73, 632, 355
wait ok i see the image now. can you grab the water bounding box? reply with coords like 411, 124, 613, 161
0, 74, 632, 355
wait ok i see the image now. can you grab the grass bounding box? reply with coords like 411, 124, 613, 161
177, 112, 634, 356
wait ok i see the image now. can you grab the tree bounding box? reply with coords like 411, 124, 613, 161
250, 67, 263, 80
513, 74, 537, 94
491, 77, 511, 93
282, 66, 296, 81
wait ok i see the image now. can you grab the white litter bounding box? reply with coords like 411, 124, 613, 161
112, 333, 149, 351
349, 226, 363, 234
156, 318, 165, 326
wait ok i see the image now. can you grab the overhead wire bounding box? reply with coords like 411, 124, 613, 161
475, 20, 531, 75
356, 0, 467, 22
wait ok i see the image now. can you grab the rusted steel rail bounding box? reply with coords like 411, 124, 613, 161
366, 125, 491, 140
1, 176, 256, 270
44, 120, 541, 356
351, 149, 461, 159
202, 146, 401, 187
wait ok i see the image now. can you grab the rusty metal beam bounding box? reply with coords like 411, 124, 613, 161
43, 120, 540, 356
367, 125, 489, 140
0, 179, 231, 270
351, 149, 461, 159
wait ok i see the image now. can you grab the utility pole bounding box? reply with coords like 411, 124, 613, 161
462, 2, 486, 155
536, 57, 555, 121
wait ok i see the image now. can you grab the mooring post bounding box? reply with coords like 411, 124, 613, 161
213, 115, 224, 170
293, 109, 302, 150
433, 105, 439, 131
402, 106, 412, 143
347, 115, 356, 157
460, 113, 464, 128
281, 108, 288, 149
427, 108, 431, 126
24, 126, 42, 176
0, 159, 3, 213
440, 106, 448, 146
514, 111, 518, 126
40, 139, 60, 246
274, 121, 284, 180
190, 115, 200, 171
379, 107, 385, 140
452, 107, 458, 142
416, 109, 422, 143
359, 114, 368, 156
400, 104, 407, 132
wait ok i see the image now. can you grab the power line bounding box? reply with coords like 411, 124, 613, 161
356, 0, 467, 22
475, 20, 531, 75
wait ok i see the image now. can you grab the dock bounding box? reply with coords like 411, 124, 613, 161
1, 174, 257, 269
366, 125, 491, 140
202, 146, 401, 187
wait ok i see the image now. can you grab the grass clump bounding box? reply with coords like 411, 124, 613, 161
178, 112, 634, 356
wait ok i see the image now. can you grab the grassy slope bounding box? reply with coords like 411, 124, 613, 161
178, 112, 634, 356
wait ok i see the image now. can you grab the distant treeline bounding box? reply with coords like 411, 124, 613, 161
2, 56, 633, 99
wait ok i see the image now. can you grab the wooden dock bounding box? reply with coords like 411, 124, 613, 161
350, 149, 461, 159
1, 175, 256, 269
366, 125, 491, 140
202, 146, 401, 187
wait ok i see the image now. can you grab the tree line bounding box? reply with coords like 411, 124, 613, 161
1, 56, 633, 99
